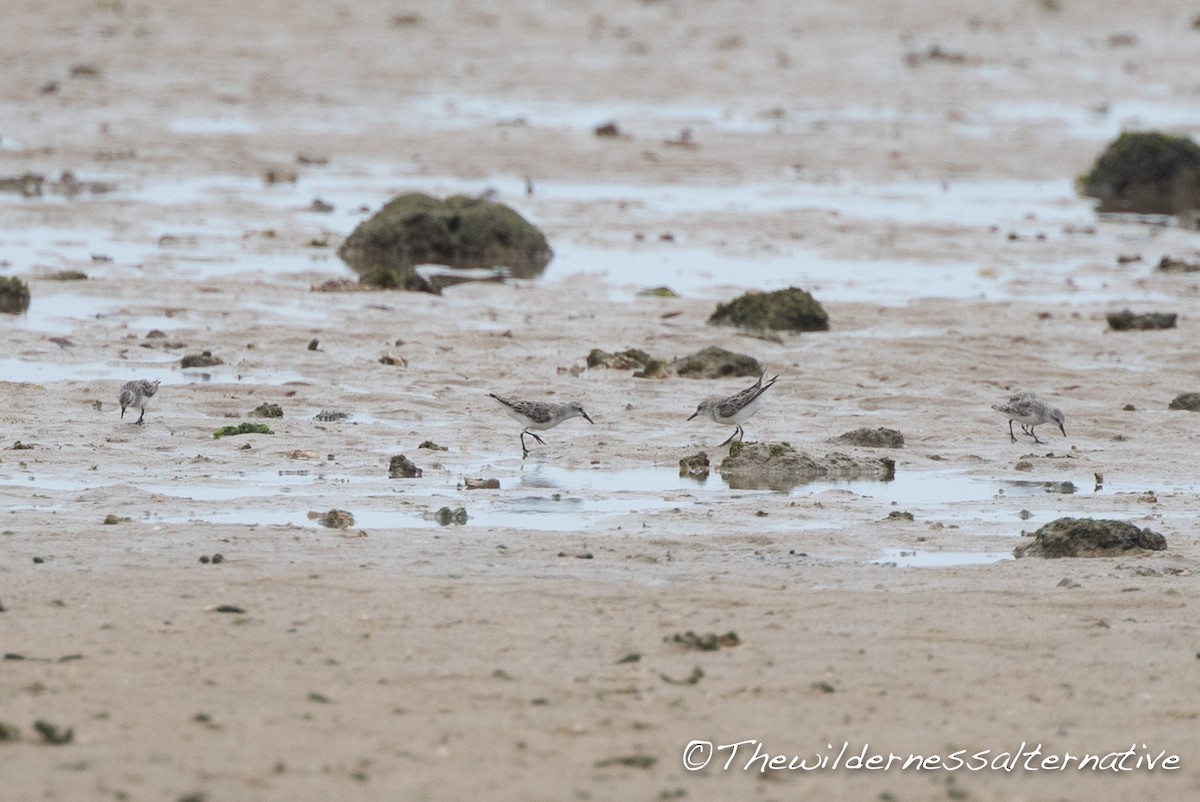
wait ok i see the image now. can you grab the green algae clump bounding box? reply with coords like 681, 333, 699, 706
213, 422, 273, 439
1079, 131, 1200, 214
338, 193, 553, 289
708, 287, 829, 332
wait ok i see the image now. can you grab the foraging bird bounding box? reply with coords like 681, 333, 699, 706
991, 392, 1065, 445
119, 379, 161, 425
488, 393, 594, 458
688, 371, 779, 446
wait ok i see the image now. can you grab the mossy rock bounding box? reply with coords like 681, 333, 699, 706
633, 358, 669, 379
388, 454, 422, 478
181, 350, 223, 368
316, 509, 354, 529
832, 427, 905, 448
678, 451, 711, 478
1168, 392, 1200, 411
1156, 256, 1200, 273
434, 506, 469, 525
636, 286, 678, 298
587, 348, 654, 370
1014, 517, 1166, 558
338, 192, 553, 289
1078, 131, 1200, 214
671, 346, 760, 379
718, 442, 895, 491
1106, 309, 1177, 330
708, 287, 829, 332
0, 276, 31, 315
250, 403, 283, 418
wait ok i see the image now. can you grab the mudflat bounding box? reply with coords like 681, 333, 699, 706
2, 2, 1198, 800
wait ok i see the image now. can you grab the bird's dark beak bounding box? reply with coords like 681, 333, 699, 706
1059, 423, 1066, 437
687, 411, 698, 421
582, 411, 594, 425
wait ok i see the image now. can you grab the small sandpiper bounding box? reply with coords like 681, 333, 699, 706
688, 370, 779, 446
119, 379, 160, 425
991, 391, 1065, 445
488, 393, 594, 458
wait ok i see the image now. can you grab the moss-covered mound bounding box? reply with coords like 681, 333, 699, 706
1014, 517, 1166, 558
678, 451, 711, 478
388, 454, 422, 478
718, 442, 895, 491
1168, 392, 1200, 411
0, 276, 31, 315
338, 193, 553, 289
708, 287, 829, 332
1156, 256, 1200, 273
671, 346, 761, 379
1106, 309, 1177, 331
1079, 131, 1200, 214
832, 427, 905, 448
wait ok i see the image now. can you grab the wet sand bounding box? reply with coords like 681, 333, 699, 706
2, 1, 1200, 800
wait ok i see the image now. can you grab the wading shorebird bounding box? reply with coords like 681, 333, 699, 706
688, 371, 779, 446
488, 393, 594, 458
991, 391, 1066, 445
119, 379, 161, 426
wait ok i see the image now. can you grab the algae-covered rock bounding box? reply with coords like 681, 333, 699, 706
832, 427, 905, 448
678, 451, 711, 478
637, 286, 678, 298
315, 509, 355, 529
388, 454, 422, 478
587, 348, 654, 370
633, 358, 669, 379
0, 276, 31, 315
181, 350, 223, 368
1106, 309, 1177, 330
587, 348, 668, 378
1014, 517, 1166, 558
708, 287, 829, 332
338, 192, 553, 289
434, 506, 469, 525
718, 442, 895, 491
1156, 256, 1200, 273
1168, 392, 1200, 411
250, 403, 283, 418
671, 346, 761, 379
1078, 131, 1200, 214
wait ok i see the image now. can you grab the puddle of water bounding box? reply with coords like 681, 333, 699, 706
872, 548, 1015, 568
0, 355, 316, 385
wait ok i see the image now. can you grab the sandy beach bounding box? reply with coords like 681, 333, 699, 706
2, 1, 1199, 800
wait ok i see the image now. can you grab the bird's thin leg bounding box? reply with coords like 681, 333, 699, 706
1029, 426, 1045, 445
719, 429, 738, 447
521, 429, 545, 458
1007, 419, 1017, 442
137, 408, 146, 426
1020, 423, 1033, 435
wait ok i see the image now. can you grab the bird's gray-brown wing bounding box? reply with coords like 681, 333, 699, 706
119, 383, 136, 407
489, 393, 554, 424
511, 401, 555, 424
717, 373, 778, 417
